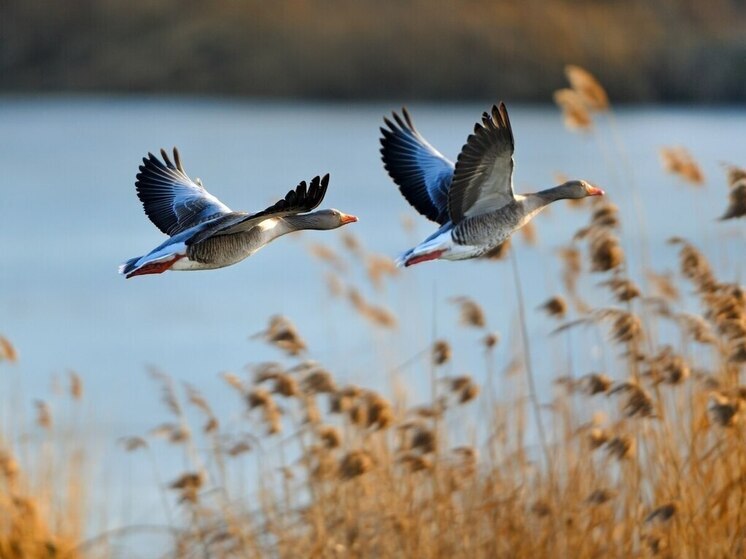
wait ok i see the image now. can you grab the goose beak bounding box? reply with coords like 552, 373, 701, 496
588, 186, 605, 196
340, 213, 359, 224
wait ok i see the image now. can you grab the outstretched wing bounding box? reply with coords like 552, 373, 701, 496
448, 103, 516, 224
380, 108, 454, 224
135, 148, 232, 236
186, 174, 330, 244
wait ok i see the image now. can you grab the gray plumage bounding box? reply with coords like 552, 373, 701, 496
121, 149, 357, 278
382, 103, 604, 267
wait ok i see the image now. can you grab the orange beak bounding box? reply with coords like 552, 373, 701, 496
588, 186, 605, 196
340, 213, 359, 224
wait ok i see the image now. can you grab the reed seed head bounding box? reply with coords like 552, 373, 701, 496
586, 488, 616, 505
581, 373, 613, 395
602, 277, 641, 302
451, 297, 486, 328
410, 427, 437, 454
720, 180, 746, 220
366, 254, 398, 289
35, 400, 52, 430
660, 147, 705, 185
256, 315, 307, 356
247, 388, 272, 409
432, 340, 452, 365
399, 453, 432, 473
273, 374, 300, 398
646, 503, 677, 523
0, 336, 18, 363
709, 393, 742, 427
169, 471, 204, 503
339, 450, 374, 480
647, 270, 680, 301
589, 232, 624, 272
303, 369, 337, 394
723, 163, 746, 187
483, 332, 500, 349
539, 296, 568, 319
605, 435, 635, 460
565, 65, 609, 111
553, 88, 593, 131
318, 425, 342, 449
607, 311, 643, 344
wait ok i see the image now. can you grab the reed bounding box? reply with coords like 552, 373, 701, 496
2, 76, 745, 558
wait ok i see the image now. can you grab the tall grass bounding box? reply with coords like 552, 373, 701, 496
1, 71, 745, 557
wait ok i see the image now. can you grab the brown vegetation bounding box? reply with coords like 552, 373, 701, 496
3, 0, 746, 101
1, 66, 745, 557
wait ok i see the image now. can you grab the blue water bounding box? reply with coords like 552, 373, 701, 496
0, 98, 743, 541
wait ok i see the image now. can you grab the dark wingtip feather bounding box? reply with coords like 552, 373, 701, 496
402, 107, 415, 129
160, 148, 173, 168
173, 147, 184, 173
392, 112, 407, 130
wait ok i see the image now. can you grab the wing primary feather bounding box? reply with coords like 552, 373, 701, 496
134, 147, 231, 236
379, 108, 454, 224
160, 148, 173, 168
402, 107, 415, 129
173, 147, 185, 174
448, 101, 516, 223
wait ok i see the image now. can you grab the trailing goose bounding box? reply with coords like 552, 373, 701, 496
119, 148, 357, 278
380, 102, 604, 267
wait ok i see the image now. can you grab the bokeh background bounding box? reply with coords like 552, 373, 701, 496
3, 0, 746, 102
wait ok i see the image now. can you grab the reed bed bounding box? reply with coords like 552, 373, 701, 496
1, 68, 745, 557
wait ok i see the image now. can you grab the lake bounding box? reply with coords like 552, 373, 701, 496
0, 98, 743, 539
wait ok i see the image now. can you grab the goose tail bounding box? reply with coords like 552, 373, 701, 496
118, 256, 141, 276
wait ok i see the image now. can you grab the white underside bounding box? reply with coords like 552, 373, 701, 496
395, 230, 482, 267
119, 217, 287, 275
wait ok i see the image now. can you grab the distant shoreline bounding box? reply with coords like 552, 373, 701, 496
3, 0, 746, 103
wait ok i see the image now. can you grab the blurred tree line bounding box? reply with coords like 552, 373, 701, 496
2, 0, 745, 102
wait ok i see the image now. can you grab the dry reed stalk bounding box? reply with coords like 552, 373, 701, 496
601, 277, 641, 303
538, 296, 568, 319
252, 315, 307, 356
347, 288, 398, 328
0, 336, 18, 363
660, 147, 705, 185
553, 88, 593, 131
647, 270, 680, 301
450, 297, 487, 328
565, 65, 610, 111
719, 177, 746, 220
306, 242, 346, 271
432, 340, 452, 366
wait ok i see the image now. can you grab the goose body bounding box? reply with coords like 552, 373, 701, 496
381, 103, 604, 267
120, 149, 357, 279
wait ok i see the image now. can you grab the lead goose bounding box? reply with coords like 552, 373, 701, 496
120, 148, 357, 278
380, 102, 604, 267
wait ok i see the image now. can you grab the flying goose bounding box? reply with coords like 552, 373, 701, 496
380, 102, 604, 267
119, 148, 357, 278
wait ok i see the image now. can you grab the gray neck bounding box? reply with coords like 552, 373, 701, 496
283, 212, 331, 231
535, 184, 576, 203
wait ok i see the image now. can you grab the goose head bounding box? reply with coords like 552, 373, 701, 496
559, 180, 605, 199
298, 209, 358, 230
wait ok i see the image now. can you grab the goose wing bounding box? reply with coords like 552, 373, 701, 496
135, 148, 232, 237
448, 103, 516, 224
186, 174, 329, 245
380, 108, 453, 224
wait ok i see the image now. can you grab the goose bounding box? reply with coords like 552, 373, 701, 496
119, 148, 357, 278
380, 102, 604, 267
